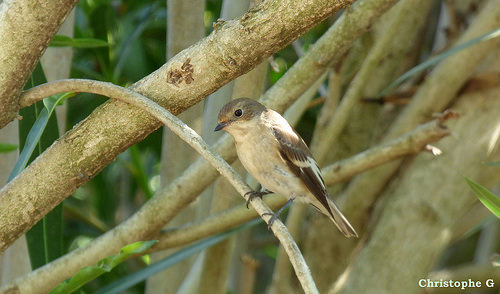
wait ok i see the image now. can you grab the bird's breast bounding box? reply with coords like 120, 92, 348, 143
235, 135, 300, 196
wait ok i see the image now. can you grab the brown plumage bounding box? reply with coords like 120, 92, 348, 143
215, 98, 358, 238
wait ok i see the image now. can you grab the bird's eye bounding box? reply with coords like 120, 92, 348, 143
234, 109, 243, 117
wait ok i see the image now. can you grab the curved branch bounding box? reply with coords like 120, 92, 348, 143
152, 117, 451, 251
4, 79, 319, 294
0, 0, 354, 257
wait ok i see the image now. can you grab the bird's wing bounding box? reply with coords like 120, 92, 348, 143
271, 124, 332, 215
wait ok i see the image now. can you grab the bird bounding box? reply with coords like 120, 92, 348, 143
214, 98, 358, 238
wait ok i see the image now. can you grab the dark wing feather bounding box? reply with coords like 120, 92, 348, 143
271, 125, 333, 216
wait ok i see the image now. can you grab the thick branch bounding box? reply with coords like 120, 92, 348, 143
0, 0, 353, 254
1, 79, 319, 294
4, 77, 450, 293
152, 117, 450, 251
261, 0, 399, 111
331, 88, 500, 294
0, 0, 78, 127
338, 0, 500, 240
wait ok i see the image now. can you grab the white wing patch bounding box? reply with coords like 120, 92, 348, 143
309, 158, 326, 190
288, 155, 326, 190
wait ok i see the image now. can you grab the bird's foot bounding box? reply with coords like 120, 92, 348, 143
262, 211, 281, 229
244, 189, 273, 208
262, 198, 294, 230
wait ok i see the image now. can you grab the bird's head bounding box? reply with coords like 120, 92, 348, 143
214, 98, 266, 135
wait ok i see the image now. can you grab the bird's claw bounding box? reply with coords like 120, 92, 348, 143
262, 211, 282, 230
244, 190, 272, 208
261, 198, 294, 230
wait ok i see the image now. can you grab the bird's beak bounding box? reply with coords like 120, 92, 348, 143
214, 122, 227, 132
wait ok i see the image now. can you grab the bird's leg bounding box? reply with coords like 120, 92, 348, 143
245, 189, 273, 208
262, 198, 294, 228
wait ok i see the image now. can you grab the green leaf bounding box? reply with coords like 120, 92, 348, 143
49, 35, 108, 48
49, 240, 157, 294
95, 219, 262, 294
15, 63, 64, 269
10, 108, 50, 181
262, 244, 278, 259
379, 27, 500, 97
465, 177, 500, 219
10, 81, 70, 182
43, 92, 75, 113
112, 3, 157, 81
0, 143, 18, 153
487, 161, 500, 168
127, 145, 154, 199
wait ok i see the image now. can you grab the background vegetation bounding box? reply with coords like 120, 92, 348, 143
0, 0, 499, 293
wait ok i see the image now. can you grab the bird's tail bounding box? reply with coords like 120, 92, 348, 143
325, 198, 358, 238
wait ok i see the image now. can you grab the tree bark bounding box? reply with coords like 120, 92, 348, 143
0, 0, 355, 254
0, 0, 78, 127
147, 0, 206, 292
331, 87, 500, 294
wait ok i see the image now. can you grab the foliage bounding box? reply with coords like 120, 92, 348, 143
49, 240, 157, 294
3, 0, 500, 293
0, 143, 17, 153
466, 177, 500, 219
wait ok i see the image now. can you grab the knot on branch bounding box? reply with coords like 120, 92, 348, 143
166, 58, 194, 86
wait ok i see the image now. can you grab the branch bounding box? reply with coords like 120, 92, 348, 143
0, 0, 78, 127
4, 79, 452, 294
260, 0, 400, 112
1, 0, 405, 290
148, 0, 206, 291
330, 88, 500, 293
2, 79, 319, 294
152, 118, 450, 251
0, 0, 354, 256
332, 0, 500, 245
321, 119, 450, 185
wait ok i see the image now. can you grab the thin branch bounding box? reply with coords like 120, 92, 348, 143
154, 194, 285, 251
330, 90, 500, 294
0, 0, 355, 258
321, 119, 450, 185
152, 118, 451, 251
5, 80, 452, 294
313, 0, 434, 164
261, 0, 400, 112
10, 79, 319, 294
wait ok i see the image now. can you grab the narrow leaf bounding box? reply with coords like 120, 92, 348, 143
465, 177, 500, 219
127, 145, 154, 199
16, 63, 63, 269
43, 92, 74, 114
9, 108, 50, 181
49, 240, 157, 294
96, 219, 261, 294
49, 35, 108, 48
487, 161, 500, 168
0, 143, 18, 153
379, 27, 500, 97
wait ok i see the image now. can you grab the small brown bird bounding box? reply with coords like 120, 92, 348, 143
215, 98, 358, 238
